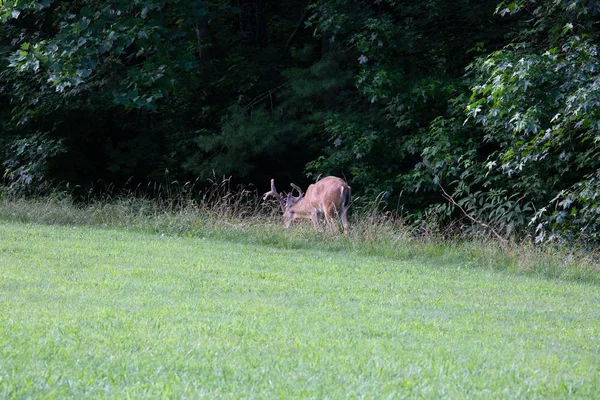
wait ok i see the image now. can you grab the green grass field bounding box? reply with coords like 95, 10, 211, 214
1, 221, 599, 398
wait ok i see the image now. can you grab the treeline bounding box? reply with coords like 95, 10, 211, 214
1, 0, 599, 244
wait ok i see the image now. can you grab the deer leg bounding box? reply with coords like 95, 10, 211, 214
328, 215, 339, 233
341, 206, 349, 234
310, 208, 320, 230
324, 204, 339, 233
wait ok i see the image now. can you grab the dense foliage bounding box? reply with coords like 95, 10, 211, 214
1, 0, 599, 244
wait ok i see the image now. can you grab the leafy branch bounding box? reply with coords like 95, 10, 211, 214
438, 183, 510, 250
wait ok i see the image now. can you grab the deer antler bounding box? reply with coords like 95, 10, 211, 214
263, 179, 281, 201
263, 179, 286, 212
290, 183, 304, 198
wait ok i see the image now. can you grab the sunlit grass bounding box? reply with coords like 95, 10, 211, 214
1, 221, 599, 398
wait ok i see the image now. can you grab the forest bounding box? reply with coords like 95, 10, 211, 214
1, 0, 600, 245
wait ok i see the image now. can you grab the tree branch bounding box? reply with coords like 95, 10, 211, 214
282, 6, 309, 55
438, 183, 510, 250
244, 81, 289, 111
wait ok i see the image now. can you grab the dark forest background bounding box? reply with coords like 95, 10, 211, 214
1, 0, 600, 244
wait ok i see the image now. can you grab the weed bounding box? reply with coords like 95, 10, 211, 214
0, 179, 598, 283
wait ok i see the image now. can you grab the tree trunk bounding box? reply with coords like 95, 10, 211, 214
195, 13, 216, 77
240, 0, 267, 46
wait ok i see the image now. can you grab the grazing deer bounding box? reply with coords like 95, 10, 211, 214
263, 176, 351, 234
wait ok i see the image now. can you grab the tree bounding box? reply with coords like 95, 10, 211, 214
1, 0, 210, 188
464, 0, 600, 242
3, 0, 600, 246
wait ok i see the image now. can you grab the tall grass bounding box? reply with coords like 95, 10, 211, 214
0, 178, 598, 283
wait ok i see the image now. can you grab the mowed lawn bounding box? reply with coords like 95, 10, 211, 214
0, 222, 599, 398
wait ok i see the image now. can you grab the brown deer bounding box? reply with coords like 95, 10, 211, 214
263, 176, 351, 233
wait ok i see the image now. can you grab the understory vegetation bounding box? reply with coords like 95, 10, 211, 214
1, 181, 598, 284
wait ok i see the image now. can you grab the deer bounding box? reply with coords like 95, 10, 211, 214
263, 176, 351, 234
